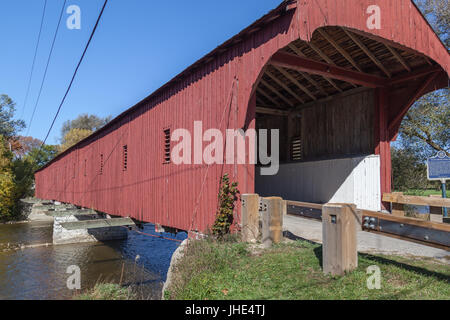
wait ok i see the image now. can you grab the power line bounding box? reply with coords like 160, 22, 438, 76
41, 0, 109, 147
20, 0, 48, 121
26, 0, 67, 137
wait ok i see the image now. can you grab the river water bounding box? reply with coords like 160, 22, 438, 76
0, 221, 186, 300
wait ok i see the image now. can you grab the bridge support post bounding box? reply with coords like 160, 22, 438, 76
322, 203, 358, 276
53, 212, 128, 245
241, 194, 260, 243
261, 197, 283, 247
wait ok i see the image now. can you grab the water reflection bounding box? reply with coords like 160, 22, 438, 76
0, 221, 186, 300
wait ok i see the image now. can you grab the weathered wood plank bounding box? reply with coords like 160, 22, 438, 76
60, 218, 135, 230
241, 194, 260, 243
383, 193, 450, 208
286, 200, 323, 210
322, 204, 358, 276
256, 107, 289, 116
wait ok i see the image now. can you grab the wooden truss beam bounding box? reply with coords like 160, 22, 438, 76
256, 87, 282, 107
388, 65, 442, 85
385, 45, 411, 72
289, 44, 339, 94
343, 29, 391, 78
256, 107, 289, 116
318, 29, 363, 72
305, 42, 350, 90
287, 44, 327, 97
260, 79, 295, 107
265, 70, 306, 103
349, 29, 436, 67
269, 66, 316, 101
270, 51, 387, 88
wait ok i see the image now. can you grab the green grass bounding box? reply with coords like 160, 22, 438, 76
398, 189, 449, 197
166, 239, 450, 300
74, 283, 134, 300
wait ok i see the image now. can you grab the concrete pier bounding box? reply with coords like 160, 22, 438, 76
27, 201, 128, 245
53, 213, 129, 245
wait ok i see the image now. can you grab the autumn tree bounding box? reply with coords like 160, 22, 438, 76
392, 0, 449, 191
60, 128, 93, 153
0, 135, 15, 220
11, 136, 43, 158
61, 114, 111, 141
415, 0, 449, 48
0, 94, 25, 139
400, 0, 450, 158
399, 90, 449, 158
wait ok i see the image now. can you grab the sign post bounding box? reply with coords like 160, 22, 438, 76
427, 152, 450, 218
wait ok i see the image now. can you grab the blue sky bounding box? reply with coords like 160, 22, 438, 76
0, 0, 281, 144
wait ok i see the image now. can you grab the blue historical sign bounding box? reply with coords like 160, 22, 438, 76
427, 151, 450, 181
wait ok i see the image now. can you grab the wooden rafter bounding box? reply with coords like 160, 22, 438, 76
308, 42, 336, 65
349, 29, 436, 68
287, 44, 328, 96
272, 66, 317, 101
256, 87, 280, 107
260, 79, 294, 107
318, 29, 363, 72
423, 56, 433, 66
265, 70, 306, 103
385, 45, 411, 72
304, 42, 346, 91
256, 107, 289, 116
271, 51, 386, 88
343, 29, 391, 78
256, 96, 266, 105
388, 65, 442, 85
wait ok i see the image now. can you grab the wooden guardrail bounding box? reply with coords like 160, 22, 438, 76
284, 198, 450, 250
383, 192, 450, 218
359, 209, 450, 250
383, 193, 450, 207
285, 200, 323, 220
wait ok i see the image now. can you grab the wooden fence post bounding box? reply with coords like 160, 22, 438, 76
429, 195, 443, 216
322, 203, 358, 276
261, 197, 283, 247
391, 192, 405, 216
241, 194, 260, 243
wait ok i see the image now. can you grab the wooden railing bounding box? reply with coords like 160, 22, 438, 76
358, 209, 450, 250
382, 192, 450, 218
284, 198, 450, 250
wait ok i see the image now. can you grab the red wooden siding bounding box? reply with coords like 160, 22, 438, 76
35, 0, 449, 232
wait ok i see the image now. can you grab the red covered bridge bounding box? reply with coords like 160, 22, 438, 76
35, 0, 449, 234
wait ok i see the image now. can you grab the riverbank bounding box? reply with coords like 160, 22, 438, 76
164, 239, 450, 300
0, 221, 185, 299
74, 283, 135, 300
